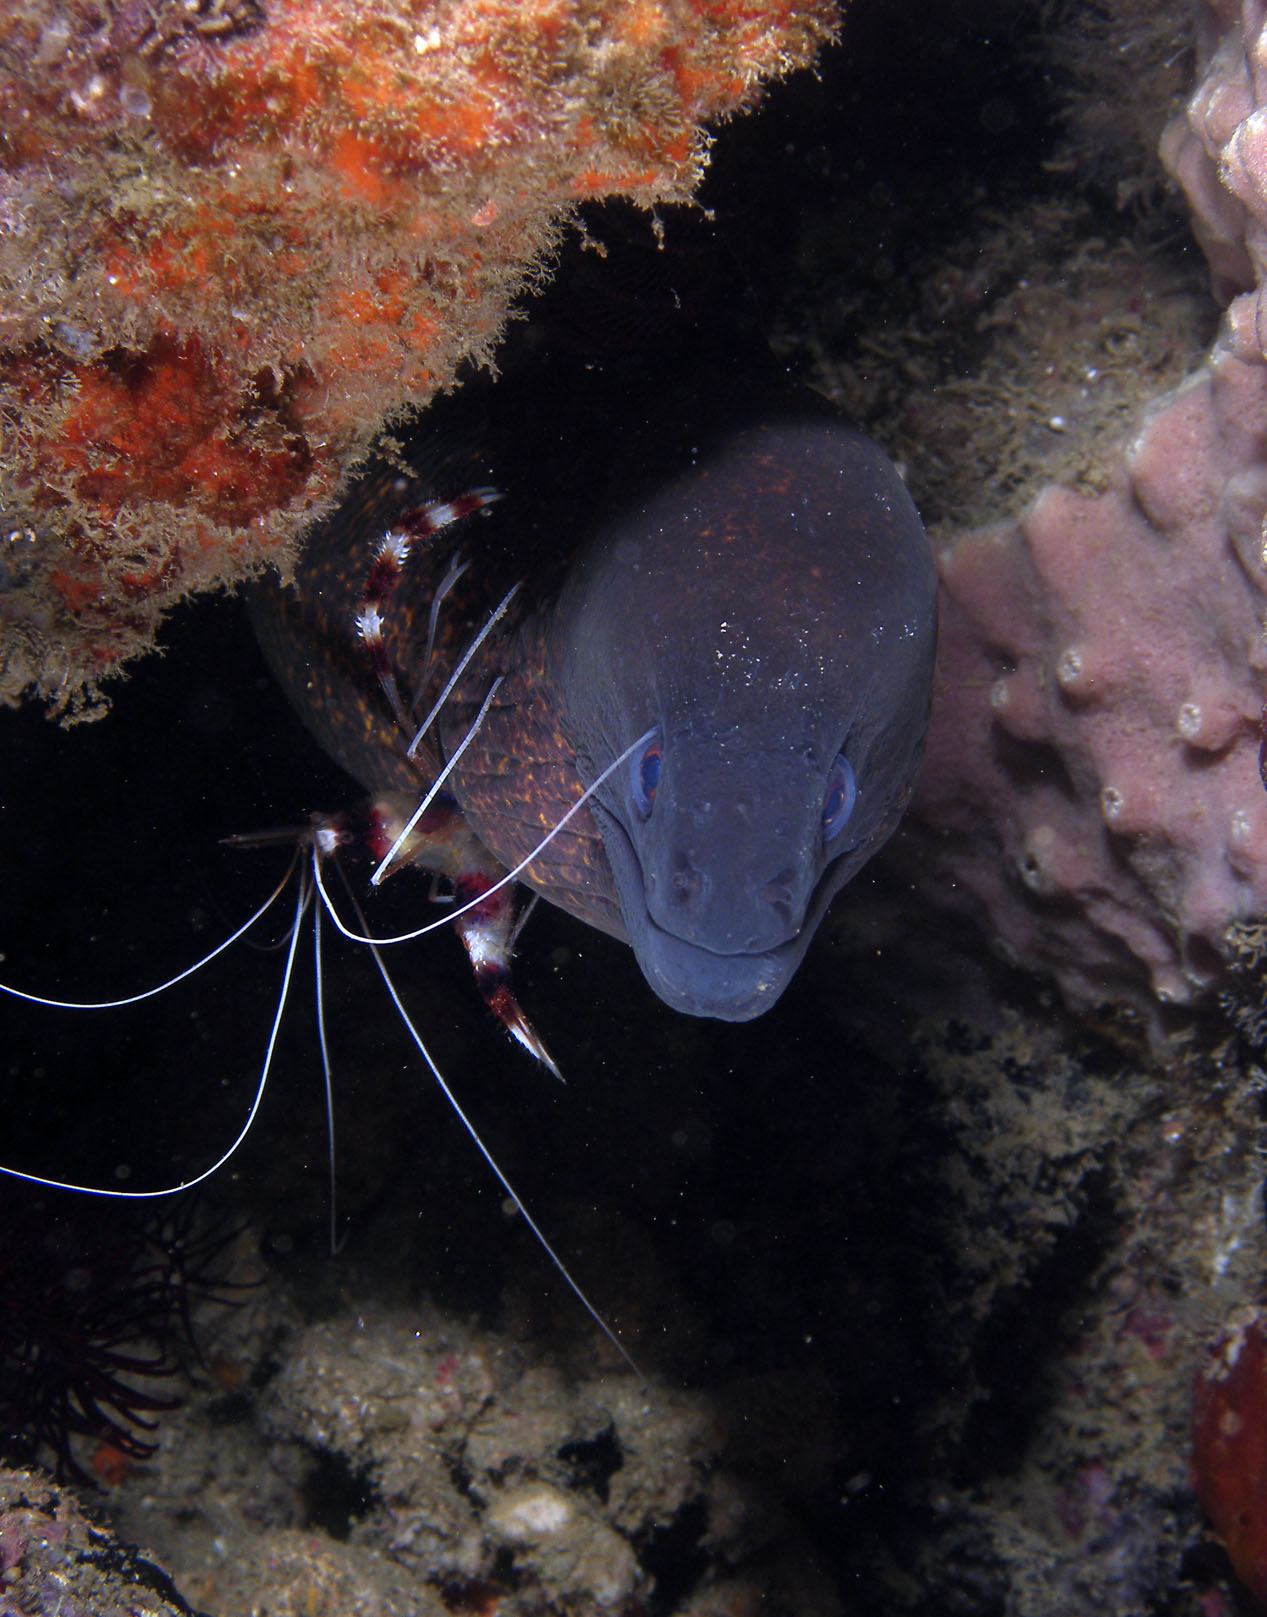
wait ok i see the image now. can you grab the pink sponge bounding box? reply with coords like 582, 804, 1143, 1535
907, 346, 1267, 1011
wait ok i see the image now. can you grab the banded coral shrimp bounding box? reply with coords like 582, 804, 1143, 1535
0, 564, 654, 1385
0, 407, 662, 1454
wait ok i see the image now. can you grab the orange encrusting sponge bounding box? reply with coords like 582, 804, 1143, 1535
0, 0, 836, 717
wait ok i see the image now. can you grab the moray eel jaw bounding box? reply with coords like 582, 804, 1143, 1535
593, 747, 866, 1019
552, 414, 937, 1022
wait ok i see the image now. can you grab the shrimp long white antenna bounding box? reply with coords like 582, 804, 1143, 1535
0, 860, 311, 1199
0, 855, 298, 1010
422, 555, 470, 677
405, 580, 521, 762
312, 888, 348, 1255
370, 674, 505, 887
319, 728, 655, 949
335, 870, 643, 1381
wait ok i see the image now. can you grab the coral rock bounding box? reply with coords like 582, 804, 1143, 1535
0, 0, 835, 717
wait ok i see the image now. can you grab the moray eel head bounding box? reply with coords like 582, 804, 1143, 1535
552, 416, 937, 1021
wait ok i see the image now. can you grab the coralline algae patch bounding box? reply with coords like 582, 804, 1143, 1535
0, 0, 835, 718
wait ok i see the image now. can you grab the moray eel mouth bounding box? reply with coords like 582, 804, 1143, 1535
593, 795, 851, 1022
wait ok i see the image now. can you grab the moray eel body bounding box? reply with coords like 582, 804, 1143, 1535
255, 409, 936, 1021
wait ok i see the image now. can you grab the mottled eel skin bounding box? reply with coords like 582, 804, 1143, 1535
255, 410, 937, 1021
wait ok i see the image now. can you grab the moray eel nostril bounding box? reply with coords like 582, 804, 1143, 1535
671, 863, 704, 905
762, 870, 796, 927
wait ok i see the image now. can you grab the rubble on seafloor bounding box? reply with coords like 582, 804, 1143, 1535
0, 0, 835, 718
96, 1273, 843, 1615
11, 0, 1267, 1614
5, 981, 1265, 1617
0, 1464, 200, 1616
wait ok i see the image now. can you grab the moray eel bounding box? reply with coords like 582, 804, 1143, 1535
255, 408, 937, 1022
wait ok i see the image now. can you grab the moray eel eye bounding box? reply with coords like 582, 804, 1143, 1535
630, 733, 663, 818
821, 753, 857, 843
